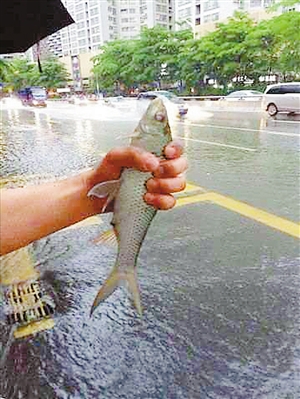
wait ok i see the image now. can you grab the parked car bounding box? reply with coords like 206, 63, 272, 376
263, 82, 300, 116
136, 90, 188, 116
220, 90, 263, 101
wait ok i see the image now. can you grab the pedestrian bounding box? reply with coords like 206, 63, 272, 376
0, 143, 187, 256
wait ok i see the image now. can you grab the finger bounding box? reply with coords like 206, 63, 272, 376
164, 140, 184, 159
154, 157, 188, 178
100, 147, 160, 179
144, 193, 176, 210
146, 176, 186, 194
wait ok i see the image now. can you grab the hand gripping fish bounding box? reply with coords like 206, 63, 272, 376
88, 98, 173, 316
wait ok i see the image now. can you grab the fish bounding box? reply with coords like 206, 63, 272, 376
87, 98, 173, 316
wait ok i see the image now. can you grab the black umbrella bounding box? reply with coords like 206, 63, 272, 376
0, 0, 74, 54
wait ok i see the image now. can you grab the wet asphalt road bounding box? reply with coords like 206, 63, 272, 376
0, 99, 299, 399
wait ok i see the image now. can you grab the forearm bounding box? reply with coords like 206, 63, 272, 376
0, 170, 103, 255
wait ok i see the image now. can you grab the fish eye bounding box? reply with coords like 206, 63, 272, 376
155, 112, 165, 121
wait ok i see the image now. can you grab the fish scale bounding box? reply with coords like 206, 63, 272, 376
88, 98, 172, 315
114, 169, 157, 270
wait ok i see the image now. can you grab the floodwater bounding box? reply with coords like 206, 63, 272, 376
0, 98, 299, 399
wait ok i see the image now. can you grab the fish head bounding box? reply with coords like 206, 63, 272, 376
132, 98, 172, 153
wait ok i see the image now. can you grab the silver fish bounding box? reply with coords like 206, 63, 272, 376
88, 98, 172, 316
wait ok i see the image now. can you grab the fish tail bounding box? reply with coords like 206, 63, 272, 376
90, 269, 142, 316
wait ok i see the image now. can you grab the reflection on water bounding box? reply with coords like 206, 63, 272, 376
0, 102, 299, 398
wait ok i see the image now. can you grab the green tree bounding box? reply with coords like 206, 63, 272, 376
0, 58, 13, 82
92, 26, 192, 93
5, 58, 37, 91
33, 57, 69, 89
92, 39, 137, 92
130, 26, 192, 88
268, 11, 300, 79
269, 0, 300, 11
3, 57, 69, 91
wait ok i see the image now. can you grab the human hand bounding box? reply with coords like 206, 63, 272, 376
86, 141, 187, 211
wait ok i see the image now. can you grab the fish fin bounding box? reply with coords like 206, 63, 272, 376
126, 272, 143, 316
116, 128, 140, 141
87, 179, 120, 198
90, 270, 142, 317
92, 229, 118, 247
87, 179, 120, 212
116, 132, 140, 140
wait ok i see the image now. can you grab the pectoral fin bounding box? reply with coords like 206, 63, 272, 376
116, 128, 140, 141
90, 269, 142, 316
87, 179, 120, 212
93, 229, 118, 247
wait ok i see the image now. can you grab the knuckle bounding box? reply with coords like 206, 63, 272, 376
146, 178, 157, 192
179, 178, 186, 191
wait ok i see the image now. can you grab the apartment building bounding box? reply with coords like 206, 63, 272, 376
174, 0, 299, 37
116, 0, 174, 40
58, 0, 117, 56
56, 0, 174, 57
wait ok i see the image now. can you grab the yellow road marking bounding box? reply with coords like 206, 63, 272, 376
176, 193, 214, 207
1, 174, 298, 239
210, 192, 300, 239
176, 190, 300, 239
14, 319, 55, 339
0, 247, 56, 338
183, 183, 207, 193
0, 247, 39, 285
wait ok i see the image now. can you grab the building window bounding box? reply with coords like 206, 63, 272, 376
203, 0, 219, 12
76, 21, 85, 29
91, 16, 99, 25
177, 0, 190, 5
91, 26, 100, 34
78, 30, 86, 37
156, 14, 167, 22
75, 3, 83, 12
90, 7, 98, 16
78, 39, 86, 46
178, 7, 192, 18
92, 35, 101, 43
76, 12, 84, 21
203, 12, 219, 23
156, 4, 167, 13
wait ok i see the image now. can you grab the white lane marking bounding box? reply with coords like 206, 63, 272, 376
179, 122, 299, 137
177, 136, 257, 152
267, 119, 300, 125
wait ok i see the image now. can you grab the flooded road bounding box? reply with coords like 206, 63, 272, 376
1, 99, 299, 399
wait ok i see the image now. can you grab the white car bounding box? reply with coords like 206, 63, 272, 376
136, 90, 188, 116
220, 90, 263, 101
263, 82, 300, 116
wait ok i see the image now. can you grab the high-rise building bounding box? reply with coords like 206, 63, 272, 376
57, 0, 174, 57
116, 0, 174, 39
49, 0, 174, 89
174, 0, 238, 32
174, 0, 299, 37
59, 0, 117, 56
